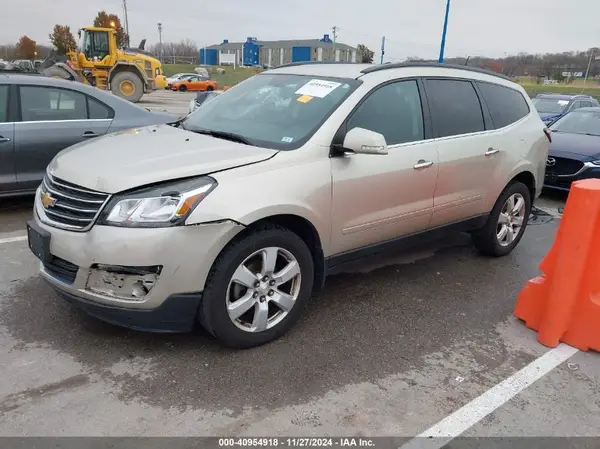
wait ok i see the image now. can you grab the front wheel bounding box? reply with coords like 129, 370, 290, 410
206, 85, 214, 92
199, 225, 314, 349
110, 71, 144, 103
179, 85, 187, 92
472, 181, 531, 257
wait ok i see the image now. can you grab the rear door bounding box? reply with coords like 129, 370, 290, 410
0, 84, 17, 194
14, 85, 113, 191
424, 78, 497, 227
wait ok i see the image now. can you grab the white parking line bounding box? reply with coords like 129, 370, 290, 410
0, 235, 27, 245
400, 344, 579, 449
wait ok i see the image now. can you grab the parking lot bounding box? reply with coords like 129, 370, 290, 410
1, 154, 598, 440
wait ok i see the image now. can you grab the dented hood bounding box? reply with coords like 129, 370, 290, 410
48, 124, 278, 194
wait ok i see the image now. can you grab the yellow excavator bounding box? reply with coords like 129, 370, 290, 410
42, 26, 167, 103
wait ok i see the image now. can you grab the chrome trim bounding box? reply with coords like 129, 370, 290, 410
42, 180, 105, 204
36, 175, 112, 232
52, 202, 98, 214
44, 208, 94, 222
14, 119, 112, 125
50, 177, 107, 197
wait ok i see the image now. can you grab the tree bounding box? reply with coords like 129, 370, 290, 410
357, 44, 374, 63
16, 35, 37, 59
49, 25, 77, 55
93, 11, 129, 48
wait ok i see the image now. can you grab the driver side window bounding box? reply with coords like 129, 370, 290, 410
347, 80, 425, 146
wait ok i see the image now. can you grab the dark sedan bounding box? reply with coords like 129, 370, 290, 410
544, 107, 600, 191
0, 74, 178, 197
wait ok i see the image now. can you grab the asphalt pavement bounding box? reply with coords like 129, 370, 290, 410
1, 191, 598, 439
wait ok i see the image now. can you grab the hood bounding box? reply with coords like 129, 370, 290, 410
549, 131, 600, 161
48, 125, 278, 194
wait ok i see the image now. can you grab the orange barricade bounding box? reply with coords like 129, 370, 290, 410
514, 178, 600, 351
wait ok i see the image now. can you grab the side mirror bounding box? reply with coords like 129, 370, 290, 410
342, 127, 388, 155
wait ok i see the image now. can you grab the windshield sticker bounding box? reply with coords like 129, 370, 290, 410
557, 100, 569, 106
281, 136, 294, 143
295, 79, 342, 98
296, 95, 313, 103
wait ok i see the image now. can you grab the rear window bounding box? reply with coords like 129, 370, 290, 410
476, 82, 530, 129
532, 97, 569, 114
424, 79, 485, 138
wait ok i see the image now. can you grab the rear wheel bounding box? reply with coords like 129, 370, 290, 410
199, 225, 314, 349
472, 181, 531, 257
110, 71, 144, 103
179, 85, 187, 92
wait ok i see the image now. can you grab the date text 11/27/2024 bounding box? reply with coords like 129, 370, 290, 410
218, 438, 376, 447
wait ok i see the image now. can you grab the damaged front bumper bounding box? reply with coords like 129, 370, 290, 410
30, 216, 245, 332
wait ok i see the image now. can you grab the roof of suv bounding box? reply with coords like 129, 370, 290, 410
535, 93, 594, 100
268, 61, 514, 83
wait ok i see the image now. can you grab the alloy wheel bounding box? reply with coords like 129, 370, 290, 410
496, 193, 526, 247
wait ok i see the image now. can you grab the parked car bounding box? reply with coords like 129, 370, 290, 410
532, 93, 599, 125
27, 62, 548, 348
171, 76, 218, 92
188, 90, 221, 114
0, 74, 177, 197
165, 73, 197, 89
544, 107, 600, 191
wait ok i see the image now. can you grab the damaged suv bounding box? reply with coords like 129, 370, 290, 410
28, 62, 549, 348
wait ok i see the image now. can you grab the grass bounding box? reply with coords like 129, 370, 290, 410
519, 82, 600, 101
162, 64, 261, 88
162, 63, 600, 100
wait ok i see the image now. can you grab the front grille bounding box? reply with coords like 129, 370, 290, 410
40, 174, 110, 231
43, 256, 78, 284
546, 157, 584, 176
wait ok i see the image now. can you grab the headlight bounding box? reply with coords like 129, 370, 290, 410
99, 177, 217, 227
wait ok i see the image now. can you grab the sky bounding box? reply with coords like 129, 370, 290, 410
3, 0, 599, 61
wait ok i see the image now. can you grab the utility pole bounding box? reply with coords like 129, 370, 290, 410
380, 36, 386, 64
332, 26, 338, 61
157, 23, 163, 63
122, 0, 130, 46
583, 48, 596, 88
438, 0, 451, 63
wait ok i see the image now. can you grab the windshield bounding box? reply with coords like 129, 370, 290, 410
532, 98, 569, 114
550, 110, 600, 136
182, 73, 360, 150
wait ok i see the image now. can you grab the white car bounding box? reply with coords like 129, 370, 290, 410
166, 73, 198, 88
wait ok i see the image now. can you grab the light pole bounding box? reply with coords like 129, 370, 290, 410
157, 23, 163, 63
438, 0, 451, 64
583, 48, 597, 88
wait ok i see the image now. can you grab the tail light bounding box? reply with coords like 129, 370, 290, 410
543, 128, 552, 143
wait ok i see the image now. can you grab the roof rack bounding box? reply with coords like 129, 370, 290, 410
359, 62, 513, 81
276, 61, 362, 69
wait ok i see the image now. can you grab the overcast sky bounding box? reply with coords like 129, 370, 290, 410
3, 0, 599, 60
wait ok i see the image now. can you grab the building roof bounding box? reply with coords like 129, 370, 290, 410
206, 39, 356, 52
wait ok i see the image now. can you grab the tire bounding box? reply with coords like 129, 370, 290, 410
179, 85, 187, 92
42, 65, 72, 80
199, 224, 314, 349
472, 181, 532, 257
110, 71, 144, 103
206, 85, 214, 92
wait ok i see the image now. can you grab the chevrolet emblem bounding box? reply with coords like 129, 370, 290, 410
40, 191, 57, 209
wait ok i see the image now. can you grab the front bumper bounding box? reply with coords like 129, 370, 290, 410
31, 201, 244, 330
544, 162, 600, 191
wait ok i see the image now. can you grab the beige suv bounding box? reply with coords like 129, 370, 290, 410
27, 62, 549, 348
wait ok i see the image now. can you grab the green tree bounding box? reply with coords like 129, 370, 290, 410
49, 24, 77, 55
357, 44, 374, 63
93, 11, 129, 48
16, 35, 37, 59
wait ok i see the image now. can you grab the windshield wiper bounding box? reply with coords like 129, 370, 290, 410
192, 129, 252, 145
167, 118, 187, 130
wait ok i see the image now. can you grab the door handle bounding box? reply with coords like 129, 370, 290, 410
82, 131, 98, 138
0, 136, 11, 143
413, 160, 434, 170
485, 148, 500, 156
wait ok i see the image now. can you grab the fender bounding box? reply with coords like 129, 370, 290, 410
107, 62, 149, 88
48, 62, 79, 81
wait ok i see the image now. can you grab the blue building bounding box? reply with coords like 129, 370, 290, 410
200, 34, 357, 67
